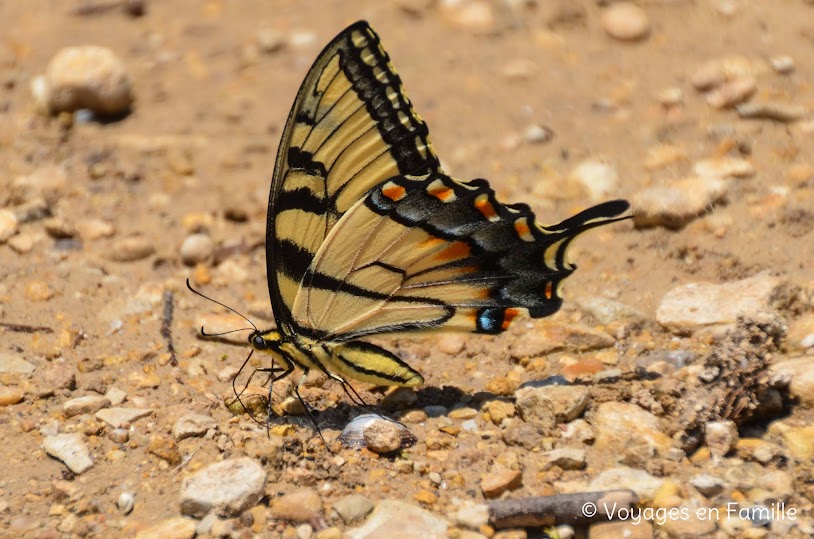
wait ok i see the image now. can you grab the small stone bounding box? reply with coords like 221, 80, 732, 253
601, 2, 650, 41
147, 436, 181, 465
515, 384, 590, 429
36, 46, 133, 115
737, 101, 806, 123
77, 218, 115, 240
592, 402, 673, 458
705, 420, 739, 458
0, 386, 24, 406
0, 353, 36, 374
8, 233, 35, 254
561, 419, 595, 444
105, 387, 128, 406
631, 176, 728, 229
481, 468, 522, 498
0, 209, 18, 243
448, 406, 478, 420
414, 489, 437, 506
771, 357, 814, 407
315, 527, 342, 539
706, 77, 757, 109
345, 500, 448, 539
769, 55, 795, 74
44, 217, 77, 239
439, 0, 495, 34
12, 165, 68, 206
482, 400, 516, 425
643, 143, 688, 170
43, 434, 94, 474
117, 492, 135, 515
656, 274, 784, 332
693, 157, 755, 179
332, 494, 374, 524
109, 237, 155, 262
541, 448, 586, 470
270, 488, 323, 524
771, 423, 814, 461
363, 418, 405, 454
173, 414, 217, 440
523, 124, 553, 144
437, 334, 466, 355
454, 502, 489, 529
656, 87, 684, 107
510, 322, 614, 358
179, 233, 214, 265
181, 458, 267, 518
95, 407, 152, 428
134, 517, 197, 539
576, 297, 646, 325
25, 281, 54, 301
590, 467, 666, 500
568, 160, 619, 202
63, 395, 111, 418
380, 387, 418, 411
256, 27, 286, 54
690, 474, 726, 497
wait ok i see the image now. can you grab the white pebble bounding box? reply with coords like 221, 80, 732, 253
37, 46, 133, 115
179, 233, 214, 265
601, 2, 650, 42
769, 55, 795, 74
0, 209, 19, 243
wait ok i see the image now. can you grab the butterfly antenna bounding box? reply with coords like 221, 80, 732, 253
186, 278, 258, 334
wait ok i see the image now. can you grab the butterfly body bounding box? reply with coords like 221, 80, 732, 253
226, 21, 628, 399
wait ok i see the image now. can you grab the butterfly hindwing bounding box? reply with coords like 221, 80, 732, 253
267, 21, 442, 331
291, 173, 629, 341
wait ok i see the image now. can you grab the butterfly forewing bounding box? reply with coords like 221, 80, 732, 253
267, 22, 442, 331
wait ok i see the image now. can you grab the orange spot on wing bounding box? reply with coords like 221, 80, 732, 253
545, 281, 553, 299
501, 308, 520, 330
428, 184, 455, 201
419, 236, 445, 249
474, 196, 497, 220
382, 183, 406, 201
436, 241, 470, 261
514, 219, 530, 237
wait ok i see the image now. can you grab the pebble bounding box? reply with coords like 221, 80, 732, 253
44, 216, 77, 239
737, 101, 806, 122
0, 387, 24, 406
256, 27, 286, 54
12, 165, 68, 206
270, 488, 323, 524
541, 448, 586, 470
0, 209, 18, 243
134, 517, 196, 539
690, 474, 726, 497
592, 402, 673, 458
43, 434, 94, 474
690, 56, 752, 91
63, 395, 111, 418
147, 436, 181, 465
769, 422, 814, 461
601, 2, 650, 41
315, 527, 343, 539
345, 500, 448, 539
693, 157, 755, 179
568, 160, 619, 202
363, 418, 405, 454
180, 458, 267, 518
769, 55, 795, 74
510, 323, 614, 358
34, 46, 133, 115
380, 387, 418, 411
438, 0, 495, 34
561, 419, 595, 444
95, 407, 152, 428
660, 499, 717, 537
643, 143, 688, 170
576, 297, 646, 325
8, 233, 35, 254
179, 233, 214, 265
332, 494, 374, 524
631, 176, 728, 229
108, 237, 155, 262
705, 420, 739, 458
105, 387, 128, 406
656, 275, 784, 332
0, 353, 36, 374
706, 77, 757, 109
771, 357, 814, 407
515, 384, 590, 428
482, 400, 515, 425
172, 414, 217, 440
589, 467, 666, 499
25, 281, 54, 302
454, 502, 489, 529
480, 468, 522, 498
77, 218, 115, 240
523, 124, 553, 144
757, 469, 795, 500
117, 492, 135, 515
437, 334, 466, 355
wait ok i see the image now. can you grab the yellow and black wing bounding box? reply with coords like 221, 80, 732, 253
292, 172, 629, 342
267, 21, 441, 333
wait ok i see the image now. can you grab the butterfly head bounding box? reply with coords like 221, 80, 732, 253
249, 329, 283, 352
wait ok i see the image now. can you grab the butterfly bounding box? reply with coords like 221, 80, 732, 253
193, 20, 629, 417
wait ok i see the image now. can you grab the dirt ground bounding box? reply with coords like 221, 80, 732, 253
1, 1, 813, 538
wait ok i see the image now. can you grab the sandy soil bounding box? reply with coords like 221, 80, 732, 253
1, 1, 813, 538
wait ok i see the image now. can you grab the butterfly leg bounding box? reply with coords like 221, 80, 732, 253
289, 368, 333, 450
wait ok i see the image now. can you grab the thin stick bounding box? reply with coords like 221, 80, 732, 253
161, 291, 177, 366
488, 489, 638, 528
0, 322, 54, 334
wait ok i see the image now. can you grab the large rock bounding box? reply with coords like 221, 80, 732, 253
771, 357, 814, 408
592, 402, 673, 458
180, 458, 267, 518
656, 275, 784, 332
